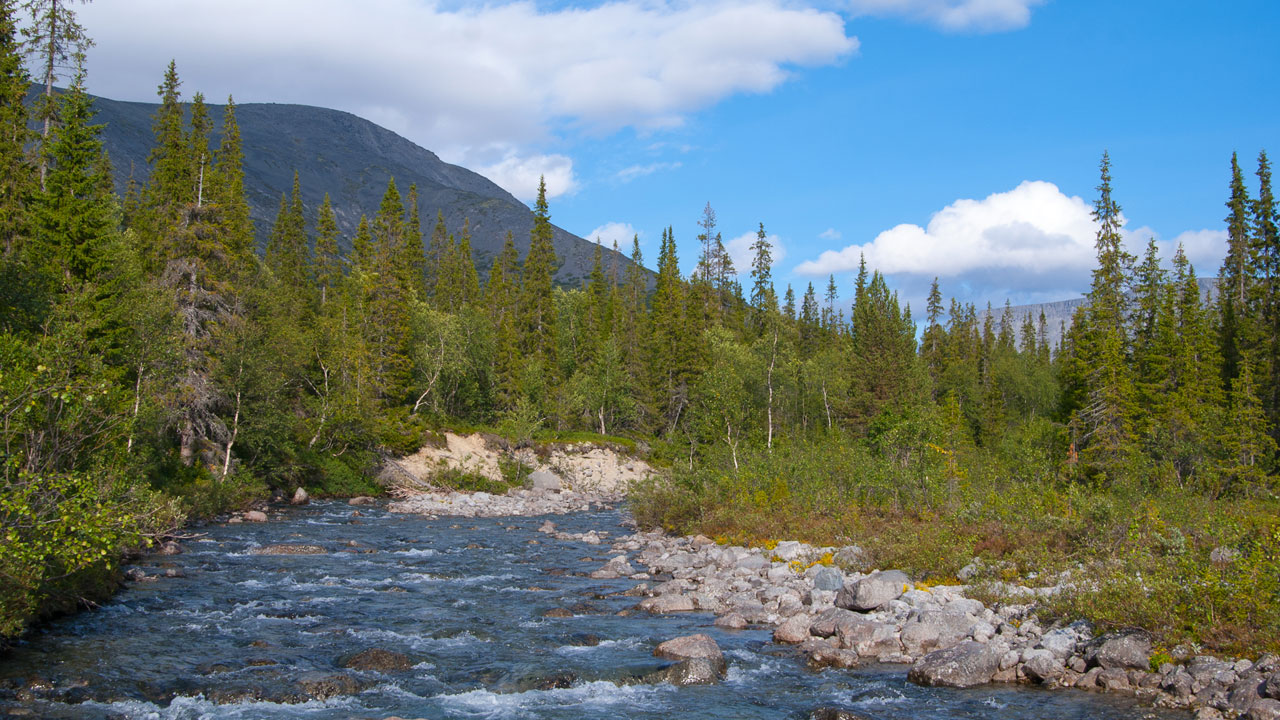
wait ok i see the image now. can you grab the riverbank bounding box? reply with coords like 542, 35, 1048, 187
386, 478, 1280, 720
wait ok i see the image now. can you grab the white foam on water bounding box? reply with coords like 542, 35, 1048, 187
437, 680, 672, 719
392, 548, 437, 557
86, 693, 358, 720
982, 696, 1008, 709
553, 637, 645, 655
348, 627, 489, 651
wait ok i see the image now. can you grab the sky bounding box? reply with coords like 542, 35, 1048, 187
70, 0, 1280, 313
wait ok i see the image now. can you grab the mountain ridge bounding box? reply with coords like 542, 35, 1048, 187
73, 89, 635, 286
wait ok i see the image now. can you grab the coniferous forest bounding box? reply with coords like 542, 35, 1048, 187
0, 2, 1277, 656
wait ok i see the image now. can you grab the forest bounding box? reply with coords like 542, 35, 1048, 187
0, 1, 1277, 656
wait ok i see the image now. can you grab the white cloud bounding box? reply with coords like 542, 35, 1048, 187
819, 227, 843, 241
586, 222, 639, 249
616, 162, 682, 182
1166, 229, 1228, 276
796, 181, 1098, 283
76, 1, 856, 171
726, 230, 787, 276
841, 0, 1044, 31
476, 152, 577, 202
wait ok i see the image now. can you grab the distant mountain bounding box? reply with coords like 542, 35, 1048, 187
76, 90, 638, 286
986, 278, 1218, 349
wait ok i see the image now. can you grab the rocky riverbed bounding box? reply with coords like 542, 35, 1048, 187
383, 478, 1280, 720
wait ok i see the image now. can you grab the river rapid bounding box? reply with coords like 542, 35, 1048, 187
0, 501, 1174, 720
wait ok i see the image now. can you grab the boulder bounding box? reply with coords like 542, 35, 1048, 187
1249, 700, 1280, 720
837, 619, 902, 658
809, 608, 860, 638
348, 496, 374, 506
295, 672, 365, 700
1266, 672, 1280, 700
340, 648, 413, 672
243, 510, 268, 522
772, 540, 808, 561
654, 634, 727, 677
774, 615, 812, 644
1022, 649, 1065, 683
813, 567, 844, 592
648, 658, 724, 686
835, 570, 910, 612
638, 594, 695, 613
156, 540, 183, 556
1037, 628, 1079, 659
907, 641, 1001, 688
736, 554, 770, 571
900, 611, 974, 655
251, 544, 326, 555
715, 612, 748, 630
1085, 630, 1152, 671
527, 470, 561, 491
290, 487, 309, 505
807, 647, 861, 670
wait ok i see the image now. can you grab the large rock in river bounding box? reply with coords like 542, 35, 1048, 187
907, 641, 1001, 688
1084, 630, 1152, 671
340, 648, 413, 672
836, 570, 910, 612
251, 544, 326, 555
654, 634, 726, 673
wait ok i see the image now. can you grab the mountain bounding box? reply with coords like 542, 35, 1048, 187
77, 90, 636, 286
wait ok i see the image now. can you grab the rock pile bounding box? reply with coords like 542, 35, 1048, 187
389, 487, 617, 518
593, 528, 1280, 717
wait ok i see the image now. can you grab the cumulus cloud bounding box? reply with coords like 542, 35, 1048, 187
796, 181, 1098, 284
76, 1, 856, 173
475, 152, 577, 202
586, 222, 640, 249
795, 181, 1230, 310
840, 0, 1044, 31
616, 162, 683, 182
726, 230, 787, 276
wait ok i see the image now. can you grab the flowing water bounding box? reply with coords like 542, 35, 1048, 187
0, 501, 1175, 719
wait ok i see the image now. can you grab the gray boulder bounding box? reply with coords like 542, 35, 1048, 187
813, 567, 844, 592
648, 658, 724, 686
638, 594, 695, 613
1085, 630, 1152, 671
1266, 672, 1280, 700
527, 470, 562, 491
907, 641, 1001, 688
243, 510, 268, 522
774, 615, 811, 644
290, 487, 309, 505
1022, 648, 1065, 683
809, 608, 860, 638
900, 611, 974, 655
1249, 700, 1280, 720
654, 634, 727, 676
836, 570, 910, 612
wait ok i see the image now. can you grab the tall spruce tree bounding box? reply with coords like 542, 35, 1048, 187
519, 176, 558, 373
210, 97, 252, 265
0, 0, 30, 259
1251, 151, 1279, 434
22, 0, 92, 190
310, 193, 341, 306
748, 222, 775, 325
1219, 151, 1254, 384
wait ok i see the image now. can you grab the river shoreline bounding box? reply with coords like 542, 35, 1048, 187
386, 483, 1280, 720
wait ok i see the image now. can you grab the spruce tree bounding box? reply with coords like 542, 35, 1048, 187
1219, 151, 1255, 384
1063, 152, 1137, 480
264, 172, 307, 291
311, 193, 341, 306
649, 226, 688, 427
455, 218, 480, 307
519, 176, 558, 372
0, 0, 31, 258
1251, 150, 1279, 434
486, 231, 521, 408
424, 210, 448, 299
748, 222, 775, 322
30, 54, 114, 287
210, 97, 252, 265
22, 0, 92, 190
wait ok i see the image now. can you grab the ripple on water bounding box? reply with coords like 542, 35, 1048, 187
85, 694, 359, 720
438, 680, 675, 719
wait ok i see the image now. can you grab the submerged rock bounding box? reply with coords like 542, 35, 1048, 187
251, 544, 326, 555
295, 671, 367, 699
340, 648, 413, 672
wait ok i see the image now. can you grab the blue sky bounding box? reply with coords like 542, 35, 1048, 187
75, 0, 1279, 312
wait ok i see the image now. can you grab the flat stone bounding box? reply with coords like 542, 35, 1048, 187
836, 570, 910, 612
907, 641, 1001, 689
638, 594, 695, 613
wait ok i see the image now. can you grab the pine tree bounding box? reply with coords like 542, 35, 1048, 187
799, 282, 819, 353
922, 277, 946, 393
0, 0, 31, 258
264, 172, 307, 291
823, 275, 839, 332
1063, 152, 1137, 480
30, 53, 114, 287
1130, 237, 1168, 439
455, 218, 480, 307
1251, 150, 1279, 435
519, 176, 558, 372
1219, 151, 1255, 384
22, 0, 92, 190
1219, 359, 1277, 497
210, 97, 252, 266
137, 60, 190, 270
424, 210, 448, 299
311, 193, 341, 306
782, 284, 795, 319
350, 215, 373, 271
404, 183, 425, 291
748, 222, 775, 324
649, 226, 689, 427
486, 231, 521, 409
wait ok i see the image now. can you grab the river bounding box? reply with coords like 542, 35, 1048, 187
0, 501, 1174, 719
